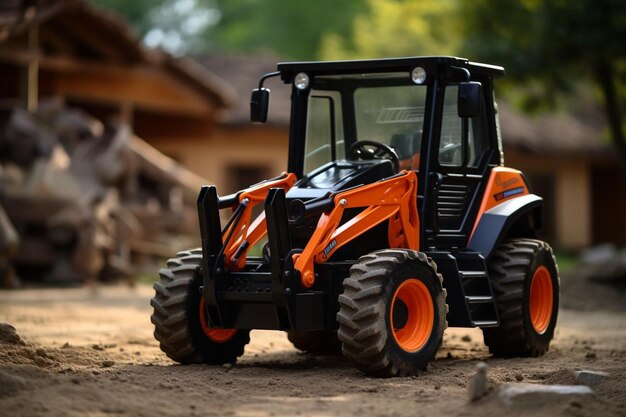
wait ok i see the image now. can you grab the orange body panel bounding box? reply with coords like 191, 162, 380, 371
470, 167, 529, 238
222, 173, 297, 270
294, 171, 419, 288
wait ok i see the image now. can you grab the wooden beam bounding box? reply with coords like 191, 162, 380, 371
39, 27, 76, 56
58, 19, 126, 62
51, 67, 215, 116
120, 101, 134, 125
0, 48, 217, 117
26, 21, 38, 112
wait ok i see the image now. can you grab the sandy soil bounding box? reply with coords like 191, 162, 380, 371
1, 284, 625, 417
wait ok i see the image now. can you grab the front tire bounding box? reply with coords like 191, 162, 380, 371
483, 239, 560, 357
150, 249, 250, 364
337, 249, 447, 377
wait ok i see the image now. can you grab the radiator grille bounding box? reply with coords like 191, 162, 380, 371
437, 182, 470, 225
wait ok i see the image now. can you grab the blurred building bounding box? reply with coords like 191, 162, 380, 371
179, 54, 290, 194
0, 0, 234, 182
500, 103, 626, 249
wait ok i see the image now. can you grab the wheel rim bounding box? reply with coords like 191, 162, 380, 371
390, 278, 434, 352
529, 266, 553, 334
199, 298, 237, 343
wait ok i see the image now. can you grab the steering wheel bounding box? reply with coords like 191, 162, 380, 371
348, 140, 400, 173
438, 142, 462, 165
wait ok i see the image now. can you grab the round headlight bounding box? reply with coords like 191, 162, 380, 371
411, 67, 427, 84
294, 72, 310, 90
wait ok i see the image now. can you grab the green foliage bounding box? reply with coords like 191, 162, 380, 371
91, 0, 367, 58
554, 250, 578, 273
92, 0, 220, 54
320, 0, 459, 60
91, 0, 163, 36
461, 0, 625, 107
460, 0, 626, 168
212, 0, 367, 59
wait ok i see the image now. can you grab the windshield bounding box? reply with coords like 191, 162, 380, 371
303, 73, 427, 174
354, 85, 426, 170
303, 90, 345, 174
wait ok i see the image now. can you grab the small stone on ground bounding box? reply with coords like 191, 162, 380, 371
0, 322, 25, 345
101, 360, 116, 368
468, 361, 489, 402
574, 370, 609, 387
498, 383, 593, 407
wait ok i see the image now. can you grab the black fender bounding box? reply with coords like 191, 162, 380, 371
468, 194, 543, 259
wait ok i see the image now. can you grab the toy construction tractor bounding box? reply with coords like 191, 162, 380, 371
151, 56, 559, 377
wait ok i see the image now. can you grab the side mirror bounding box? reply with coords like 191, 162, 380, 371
251, 88, 270, 123
458, 81, 482, 118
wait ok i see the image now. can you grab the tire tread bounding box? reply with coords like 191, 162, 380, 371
483, 239, 559, 357
337, 249, 447, 377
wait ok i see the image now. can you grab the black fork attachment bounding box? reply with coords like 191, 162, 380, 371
196, 186, 337, 331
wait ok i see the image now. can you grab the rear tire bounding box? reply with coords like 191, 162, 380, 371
287, 331, 341, 355
337, 249, 447, 377
150, 249, 250, 364
483, 239, 559, 357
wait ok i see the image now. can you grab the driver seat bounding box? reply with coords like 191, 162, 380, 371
391, 132, 421, 171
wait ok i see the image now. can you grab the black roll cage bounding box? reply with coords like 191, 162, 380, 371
280, 58, 503, 250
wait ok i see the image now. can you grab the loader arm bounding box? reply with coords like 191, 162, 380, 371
293, 171, 419, 288
222, 172, 297, 270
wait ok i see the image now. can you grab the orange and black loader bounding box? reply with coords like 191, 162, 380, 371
150, 56, 559, 377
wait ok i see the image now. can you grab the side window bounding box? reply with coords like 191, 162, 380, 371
304, 91, 344, 173
438, 85, 488, 167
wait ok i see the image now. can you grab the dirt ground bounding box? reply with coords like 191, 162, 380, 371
1, 281, 625, 417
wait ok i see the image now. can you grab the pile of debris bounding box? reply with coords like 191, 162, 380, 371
561, 244, 626, 312
579, 244, 626, 285
0, 100, 205, 287
467, 362, 610, 410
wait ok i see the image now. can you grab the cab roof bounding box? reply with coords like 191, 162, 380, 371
277, 56, 504, 82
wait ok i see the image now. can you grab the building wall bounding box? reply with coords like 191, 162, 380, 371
505, 150, 593, 250
591, 165, 626, 246
555, 161, 592, 248
149, 125, 289, 194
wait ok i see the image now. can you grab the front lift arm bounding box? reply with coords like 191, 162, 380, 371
221, 172, 297, 270
293, 171, 419, 288
197, 172, 296, 328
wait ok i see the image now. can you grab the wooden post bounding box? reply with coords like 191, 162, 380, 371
120, 101, 134, 126
26, 6, 39, 112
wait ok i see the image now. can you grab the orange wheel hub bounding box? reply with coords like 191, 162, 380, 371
199, 298, 237, 343
529, 266, 553, 334
390, 279, 434, 352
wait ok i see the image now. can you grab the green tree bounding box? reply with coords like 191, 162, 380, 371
92, 0, 220, 54
91, 0, 159, 36
320, 0, 459, 60
213, 0, 367, 60
461, 0, 626, 168
92, 0, 367, 59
